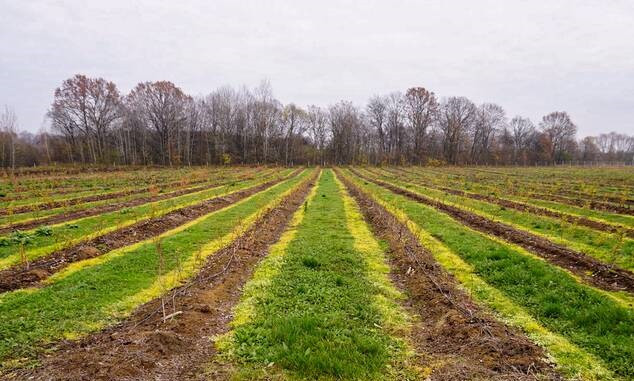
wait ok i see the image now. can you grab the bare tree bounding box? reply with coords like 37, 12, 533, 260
438, 96, 476, 164
307, 105, 328, 165
49, 75, 121, 164
470, 103, 506, 164
0, 106, 18, 169
329, 101, 362, 165
366, 95, 388, 163
405, 87, 437, 164
385, 92, 406, 164
539, 111, 577, 163
281, 103, 306, 166
126, 81, 190, 165
507, 116, 535, 165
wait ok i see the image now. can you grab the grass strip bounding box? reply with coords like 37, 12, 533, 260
401, 167, 634, 229
0, 167, 264, 227
344, 169, 634, 380
364, 168, 634, 272
217, 170, 418, 380
0, 170, 311, 369
0, 169, 292, 269
0, 167, 232, 208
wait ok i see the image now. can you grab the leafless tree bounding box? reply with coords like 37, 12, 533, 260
307, 105, 328, 165
470, 103, 506, 164
126, 81, 190, 165
539, 111, 577, 163
0, 106, 18, 169
281, 103, 306, 166
405, 87, 437, 164
9, 74, 626, 167
366, 95, 388, 163
438, 96, 476, 164
49, 75, 121, 163
508, 116, 535, 165
329, 101, 362, 165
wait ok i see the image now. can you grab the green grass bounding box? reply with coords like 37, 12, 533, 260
345, 169, 634, 379
0, 167, 228, 208
0, 170, 310, 368
219, 170, 414, 380
363, 168, 634, 272
0, 167, 265, 227
0, 169, 293, 269
393, 167, 634, 229
398, 167, 634, 227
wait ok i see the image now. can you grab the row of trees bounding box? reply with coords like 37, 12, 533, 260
1, 74, 633, 167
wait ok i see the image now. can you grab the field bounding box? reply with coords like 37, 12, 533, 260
0, 165, 633, 380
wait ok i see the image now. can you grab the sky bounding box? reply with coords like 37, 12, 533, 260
1, 0, 633, 137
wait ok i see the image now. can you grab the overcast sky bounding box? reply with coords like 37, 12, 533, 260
1, 0, 633, 137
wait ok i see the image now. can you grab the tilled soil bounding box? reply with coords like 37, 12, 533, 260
0, 170, 300, 292
5, 171, 317, 381
352, 169, 634, 294
338, 171, 559, 380
382, 167, 634, 239
0, 171, 262, 234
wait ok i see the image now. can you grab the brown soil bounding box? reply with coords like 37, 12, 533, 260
382, 167, 634, 239
337, 170, 559, 380
0, 170, 301, 292
0, 171, 263, 234
5, 170, 317, 381
352, 169, 634, 294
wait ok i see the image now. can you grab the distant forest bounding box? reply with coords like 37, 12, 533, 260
1, 74, 633, 168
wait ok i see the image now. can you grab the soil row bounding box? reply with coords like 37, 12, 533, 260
0, 173, 240, 215
337, 170, 558, 380
1, 174, 215, 203
382, 168, 634, 238
447, 169, 634, 205
6, 170, 318, 381
352, 169, 634, 294
0, 170, 301, 293
403, 168, 634, 215
0, 171, 264, 234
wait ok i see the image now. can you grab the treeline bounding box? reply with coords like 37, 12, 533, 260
1, 74, 633, 168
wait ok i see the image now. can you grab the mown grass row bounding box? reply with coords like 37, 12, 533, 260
0, 168, 293, 270
216, 170, 419, 380
363, 168, 634, 273
343, 169, 634, 380
0, 169, 313, 370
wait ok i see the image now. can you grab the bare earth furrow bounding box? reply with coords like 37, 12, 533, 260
0, 170, 301, 292
0, 171, 263, 234
337, 170, 558, 380
9, 170, 318, 381
381, 167, 634, 238
352, 169, 634, 294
